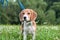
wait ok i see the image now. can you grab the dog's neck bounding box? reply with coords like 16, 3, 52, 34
22, 21, 32, 27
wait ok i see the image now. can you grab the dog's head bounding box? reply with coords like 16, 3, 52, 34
19, 9, 37, 21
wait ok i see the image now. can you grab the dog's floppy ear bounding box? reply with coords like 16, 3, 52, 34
30, 10, 37, 21
19, 12, 23, 21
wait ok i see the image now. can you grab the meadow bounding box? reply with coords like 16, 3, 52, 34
0, 25, 60, 40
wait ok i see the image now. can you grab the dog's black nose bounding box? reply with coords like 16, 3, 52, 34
24, 17, 26, 20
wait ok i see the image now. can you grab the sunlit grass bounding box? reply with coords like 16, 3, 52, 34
0, 25, 60, 40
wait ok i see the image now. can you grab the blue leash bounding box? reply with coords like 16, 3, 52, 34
6, 0, 8, 7
18, 0, 25, 10
0, 0, 8, 7
0, 0, 4, 7
0, 0, 25, 10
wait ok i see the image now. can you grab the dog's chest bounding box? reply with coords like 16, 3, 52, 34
22, 22, 34, 33
25, 25, 33, 33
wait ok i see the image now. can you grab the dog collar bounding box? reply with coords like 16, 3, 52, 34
22, 21, 32, 26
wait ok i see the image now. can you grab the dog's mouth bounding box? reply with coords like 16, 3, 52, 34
23, 20, 31, 22
22, 18, 31, 22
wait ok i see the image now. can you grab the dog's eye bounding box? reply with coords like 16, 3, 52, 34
28, 13, 30, 15
22, 13, 25, 15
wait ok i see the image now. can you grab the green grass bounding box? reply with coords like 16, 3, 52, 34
0, 25, 60, 40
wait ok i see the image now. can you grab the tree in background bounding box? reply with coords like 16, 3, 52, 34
45, 9, 56, 24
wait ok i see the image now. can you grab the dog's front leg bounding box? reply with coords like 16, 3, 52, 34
32, 32, 35, 40
23, 32, 27, 40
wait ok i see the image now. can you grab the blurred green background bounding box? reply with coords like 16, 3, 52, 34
0, 0, 60, 25
0, 0, 60, 40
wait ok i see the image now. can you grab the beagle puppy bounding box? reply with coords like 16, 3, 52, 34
19, 9, 37, 40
